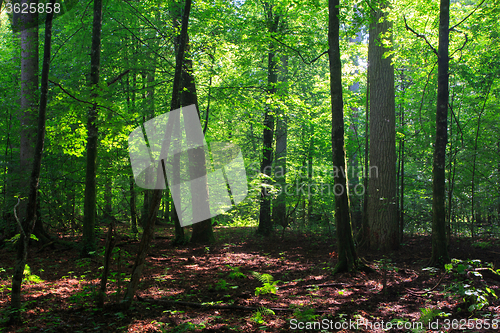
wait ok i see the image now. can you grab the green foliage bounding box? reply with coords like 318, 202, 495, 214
215, 279, 229, 291
226, 266, 246, 279
23, 264, 44, 284
444, 259, 498, 313
251, 271, 279, 296
472, 241, 492, 249
419, 307, 440, 325
293, 307, 318, 322
251, 307, 275, 324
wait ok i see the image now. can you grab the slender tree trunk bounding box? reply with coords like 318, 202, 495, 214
130, 175, 138, 234
329, 0, 359, 273
81, 0, 104, 257
470, 83, 492, 239
367, 0, 398, 251
430, 0, 451, 267
10, 2, 54, 322
258, 3, 279, 236
122, 0, 192, 309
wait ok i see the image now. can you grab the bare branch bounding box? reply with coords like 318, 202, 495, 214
270, 36, 328, 65
449, 29, 468, 58
403, 15, 438, 56
449, 0, 487, 32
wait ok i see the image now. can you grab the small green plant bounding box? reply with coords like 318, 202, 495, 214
293, 307, 318, 322
215, 279, 229, 291
227, 266, 246, 279
376, 256, 398, 295
251, 307, 275, 324
23, 264, 44, 284
444, 258, 498, 313
419, 307, 440, 325
251, 272, 279, 296
472, 241, 492, 249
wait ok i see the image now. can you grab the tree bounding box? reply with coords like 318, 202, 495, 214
329, 0, 359, 273
10, 0, 55, 322
429, 0, 451, 267
81, 0, 104, 257
257, 2, 279, 236
367, 0, 398, 251
272, 55, 288, 232
122, 0, 192, 309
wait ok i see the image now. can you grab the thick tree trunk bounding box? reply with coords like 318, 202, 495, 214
272, 56, 288, 232
81, 0, 103, 257
10, 2, 54, 322
329, 0, 359, 273
182, 58, 214, 244
367, 0, 398, 251
430, 0, 451, 267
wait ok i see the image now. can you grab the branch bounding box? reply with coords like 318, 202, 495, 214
449, 0, 487, 32
270, 36, 328, 65
449, 29, 468, 58
49, 80, 135, 126
364, 0, 377, 14
107, 69, 130, 86
14, 198, 25, 238
403, 15, 438, 56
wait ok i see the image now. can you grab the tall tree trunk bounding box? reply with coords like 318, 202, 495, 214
130, 175, 138, 234
470, 83, 492, 239
398, 70, 406, 242
329, 0, 359, 273
7, 0, 39, 239
258, 3, 279, 237
10, 2, 54, 322
81, 0, 103, 257
430, 0, 451, 267
367, 0, 398, 251
183, 58, 214, 244
273, 56, 288, 232
122, 0, 192, 309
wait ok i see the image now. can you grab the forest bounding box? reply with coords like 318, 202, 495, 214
0, 0, 499, 331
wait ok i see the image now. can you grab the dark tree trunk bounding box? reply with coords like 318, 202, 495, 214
81, 0, 103, 257
258, 3, 279, 237
10, 2, 54, 322
329, 0, 359, 273
367, 0, 398, 251
272, 56, 288, 232
430, 0, 451, 267
130, 175, 138, 234
122, 0, 192, 310
182, 58, 214, 244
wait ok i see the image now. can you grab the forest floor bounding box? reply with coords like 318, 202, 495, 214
0, 224, 499, 332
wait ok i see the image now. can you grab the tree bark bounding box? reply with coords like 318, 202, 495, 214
258, 3, 279, 237
272, 56, 288, 232
367, 0, 398, 251
182, 58, 214, 244
81, 0, 104, 257
430, 0, 451, 267
329, 0, 359, 273
10, 1, 54, 322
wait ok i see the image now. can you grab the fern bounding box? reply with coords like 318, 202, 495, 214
251, 271, 274, 284
251, 272, 279, 296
